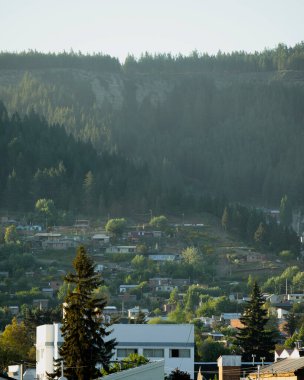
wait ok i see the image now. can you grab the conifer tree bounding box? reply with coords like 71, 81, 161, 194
236, 281, 275, 361
59, 246, 116, 380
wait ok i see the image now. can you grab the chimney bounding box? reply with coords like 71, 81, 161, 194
218, 355, 241, 380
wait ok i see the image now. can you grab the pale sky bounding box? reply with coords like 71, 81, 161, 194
1, 0, 304, 62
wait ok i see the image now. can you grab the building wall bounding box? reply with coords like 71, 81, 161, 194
109, 324, 195, 379
218, 355, 241, 380
36, 325, 56, 380
36, 323, 194, 380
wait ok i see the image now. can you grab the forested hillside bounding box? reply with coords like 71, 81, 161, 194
0, 103, 150, 215
1, 43, 304, 210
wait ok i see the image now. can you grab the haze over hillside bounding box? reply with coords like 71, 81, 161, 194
1, 43, 304, 213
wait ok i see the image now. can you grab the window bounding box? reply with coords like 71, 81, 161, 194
117, 348, 138, 357
169, 349, 190, 358
143, 348, 164, 358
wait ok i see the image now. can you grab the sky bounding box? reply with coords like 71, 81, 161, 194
1, 0, 304, 62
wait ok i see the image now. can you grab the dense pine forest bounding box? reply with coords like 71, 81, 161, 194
1, 43, 304, 213
0, 103, 150, 215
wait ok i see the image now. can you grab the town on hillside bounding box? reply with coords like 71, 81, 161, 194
1, 207, 304, 380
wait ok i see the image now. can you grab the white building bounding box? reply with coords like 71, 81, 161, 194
128, 306, 149, 320
36, 324, 61, 380
155, 285, 177, 292
36, 323, 194, 380
275, 348, 301, 361
106, 246, 136, 254
287, 293, 304, 302
119, 284, 138, 293
109, 324, 195, 379
148, 254, 177, 262
92, 233, 110, 244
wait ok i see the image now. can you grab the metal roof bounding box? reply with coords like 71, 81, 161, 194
256, 358, 304, 375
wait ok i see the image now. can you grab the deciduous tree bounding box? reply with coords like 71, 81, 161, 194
105, 218, 127, 237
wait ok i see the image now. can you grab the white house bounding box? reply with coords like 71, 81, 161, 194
277, 307, 290, 319
155, 285, 177, 292
109, 324, 195, 379
275, 348, 301, 361
127, 306, 149, 320
36, 323, 194, 380
220, 313, 242, 322
287, 293, 304, 302
106, 246, 136, 254
148, 254, 178, 262
92, 233, 110, 244
119, 284, 138, 293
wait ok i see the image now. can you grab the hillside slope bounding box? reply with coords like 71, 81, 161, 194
1, 47, 304, 207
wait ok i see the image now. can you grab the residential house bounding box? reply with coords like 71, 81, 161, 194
148, 254, 178, 262
275, 348, 302, 361
104, 306, 119, 323
163, 303, 176, 313
270, 302, 293, 319
42, 237, 78, 250
264, 294, 283, 304
149, 278, 172, 287
171, 278, 190, 287
48, 281, 62, 292
246, 251, 266, 263
155, 284, 177, 293
220, 313, 242, 323
74, 219, 90, 228
119, 284, 138, 293
106, 246, 136, 254
41, 288, 54, 298
128, 230, 162, 240
288, 294, 304, 302
197, 315, 221, 327
95, 264, 104, 273
128, 306, 149, 320
277, 307, 290, 319
33, 299, 49, 309
202, 332, 225, 342
92, 233, 110, 246
8, 306, 19, 315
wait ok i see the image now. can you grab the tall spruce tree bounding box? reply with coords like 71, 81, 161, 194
236, 281, 275, 361
59, 246, 116, 380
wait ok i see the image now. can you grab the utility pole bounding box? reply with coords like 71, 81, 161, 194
20, 362, 23, 380
252, 354, 256, 367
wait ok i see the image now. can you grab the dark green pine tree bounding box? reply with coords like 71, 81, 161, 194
59, 246, 116, 380
236, 281, 275, 362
